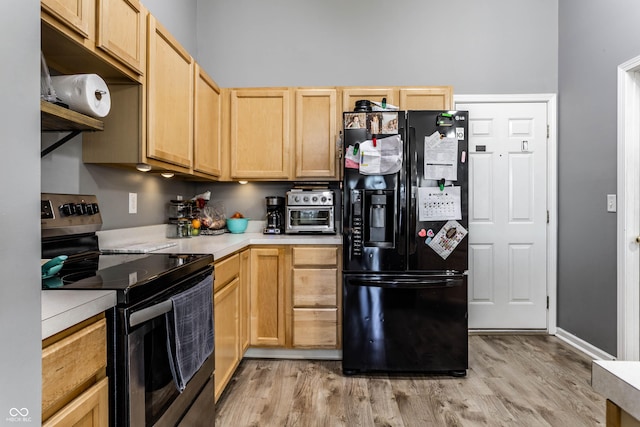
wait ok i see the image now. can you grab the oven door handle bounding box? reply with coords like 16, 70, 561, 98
129, 300, 173, 328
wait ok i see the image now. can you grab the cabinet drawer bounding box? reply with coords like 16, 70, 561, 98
214, 253, 240, 292
43, 377, 108, 427
292, 308, 337, 347
42, 318, 107, 415
293, 268, 337, 307
292, 246, 337, 266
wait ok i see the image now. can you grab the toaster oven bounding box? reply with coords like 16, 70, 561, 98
285, 189, 335, 234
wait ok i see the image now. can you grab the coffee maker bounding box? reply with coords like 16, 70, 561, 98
264, 196, 285, 234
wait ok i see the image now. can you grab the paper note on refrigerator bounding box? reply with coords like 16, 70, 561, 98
428, 220, 468, 260
418, 186, 462, 221
358, 134, 403, 175
424, 131, 458, 181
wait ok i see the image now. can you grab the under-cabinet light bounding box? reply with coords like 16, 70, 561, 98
136, 163, 152, 172
161, 173, 174, 178
238, 180, 248, 185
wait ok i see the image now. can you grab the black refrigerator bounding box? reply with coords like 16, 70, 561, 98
342, 110, 468, 376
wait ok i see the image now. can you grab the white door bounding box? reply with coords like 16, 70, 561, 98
457, 102, 548, 329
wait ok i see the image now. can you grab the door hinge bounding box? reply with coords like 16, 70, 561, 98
547, 210, 550, 224
547, 124, 550, 139
547, 296, 549, 309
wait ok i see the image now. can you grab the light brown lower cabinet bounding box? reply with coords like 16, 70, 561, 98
213, 254, 241, 402
213, 244, 341, 399
250, 246, 287, 347
43, 378, 109, 427
42, 314, 108, 426
607, 399, 640, 427
291, 246, 341, 349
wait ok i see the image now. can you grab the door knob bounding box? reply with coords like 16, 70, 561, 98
636, 236, 640, 244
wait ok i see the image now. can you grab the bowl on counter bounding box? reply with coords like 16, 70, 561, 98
226, 218, 249, 234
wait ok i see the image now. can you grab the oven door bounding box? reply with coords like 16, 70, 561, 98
115, 270, 215, 427
285, 206, 335, 234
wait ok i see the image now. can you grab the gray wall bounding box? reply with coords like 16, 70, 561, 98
557, 0, 640, 355
197, 0, 558, 92
42, 134, 198, 229
142, 0, 198, 55
1, 1, 42, 424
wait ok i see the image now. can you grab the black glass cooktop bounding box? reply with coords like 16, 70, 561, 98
42, 252, 213, 306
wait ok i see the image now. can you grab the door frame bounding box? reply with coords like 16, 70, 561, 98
617, 56, 640, 361
454, 94, 558, 334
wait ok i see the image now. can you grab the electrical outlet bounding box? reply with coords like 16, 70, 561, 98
129, 192, 137, 214
607, 194, 616, 212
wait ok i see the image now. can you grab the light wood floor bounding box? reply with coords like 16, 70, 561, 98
215, 335, 605, 426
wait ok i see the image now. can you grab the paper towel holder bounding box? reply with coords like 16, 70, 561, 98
40, 98, 104, 158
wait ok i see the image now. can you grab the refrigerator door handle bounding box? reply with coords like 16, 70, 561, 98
350, 277, 464, 289
409, 126, 418, 256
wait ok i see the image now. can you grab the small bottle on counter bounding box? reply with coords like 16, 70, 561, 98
167, 218, 192, 238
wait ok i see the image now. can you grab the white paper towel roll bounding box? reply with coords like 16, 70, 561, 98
50, 74, 111, 118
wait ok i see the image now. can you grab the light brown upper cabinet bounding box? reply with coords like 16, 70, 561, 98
341, 86, 453, 112
295, 88, 338, 180
96, 0, 146, 75
229, 89, 292, 180
41, 0, 145, 82
146, 14, 194, 170
341, 87, 396, 113
398, 86, 453, 110
41, 0, 92, 39
193, 65, 222, 178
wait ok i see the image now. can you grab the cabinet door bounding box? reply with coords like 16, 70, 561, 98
398, 87, 453, 110
214, 277, 240, 402
230, 89, 291, 179
193, 64, 222, 177
250, 247, 286, 346
147, 15, 194, 169
295, 88, 338, 179
43, 377, 109, 427
341, 87, 396, 113
240, 249, 251, 352
42, 0, 92, 39
96, 0, 145, 75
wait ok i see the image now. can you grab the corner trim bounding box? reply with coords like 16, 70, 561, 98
555, 327, 615, 361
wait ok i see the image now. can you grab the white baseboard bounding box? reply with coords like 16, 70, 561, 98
554, 327, 616, 361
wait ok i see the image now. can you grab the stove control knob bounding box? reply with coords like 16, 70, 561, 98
312, 196, 318, 203
92, 203, 100, 214
303, 196, 309, 203
321, 196, 327, 203
76, 203, 87, 215
60, 203, 76, 216
294, 196, 300, 202
86, 203, 95, 215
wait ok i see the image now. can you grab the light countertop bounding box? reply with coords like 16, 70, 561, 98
43, 222, 341, 339
42, 290, 116, 339
98, 223, 341, 260
592, 360, 640, 421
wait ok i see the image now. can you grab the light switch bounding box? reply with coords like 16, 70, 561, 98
607, 194, 616, 212
129, 192, 137, 214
